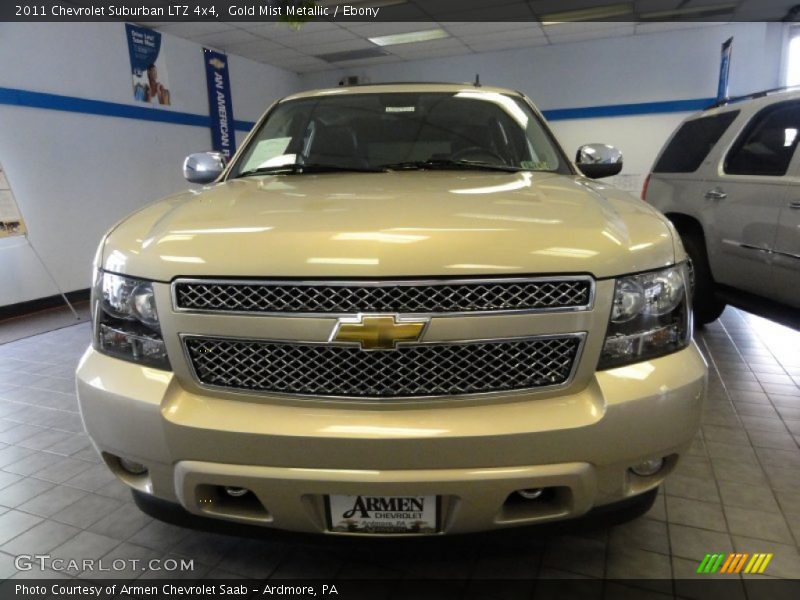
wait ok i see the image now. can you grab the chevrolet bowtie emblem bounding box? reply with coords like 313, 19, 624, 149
331, 314, 428, 351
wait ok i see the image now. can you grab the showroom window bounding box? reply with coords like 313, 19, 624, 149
725, 101, 800, 176
652, 111, 739, 173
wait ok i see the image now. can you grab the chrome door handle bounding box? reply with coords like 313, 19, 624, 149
704, 188, 728, 200
789, 200, 800, 209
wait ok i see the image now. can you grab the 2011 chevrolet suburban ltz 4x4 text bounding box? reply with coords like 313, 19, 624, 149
76, 83, 707, 536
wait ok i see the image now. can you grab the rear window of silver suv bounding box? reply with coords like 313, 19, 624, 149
653, 110, 739, 173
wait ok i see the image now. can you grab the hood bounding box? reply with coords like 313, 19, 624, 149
101, 171, 675, 281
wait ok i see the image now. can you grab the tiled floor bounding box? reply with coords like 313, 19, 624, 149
0, 308, 798, 590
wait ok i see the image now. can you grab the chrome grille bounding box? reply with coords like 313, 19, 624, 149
173, 277, 592, 315
184, 335, 582, 398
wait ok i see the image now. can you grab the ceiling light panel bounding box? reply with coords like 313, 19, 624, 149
369, 28, 450, 46
641, 3, 738, 19
540, 2, 633, 22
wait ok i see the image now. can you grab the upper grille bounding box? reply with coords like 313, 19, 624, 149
173, 278, 593, 315
184, 335, 582, 398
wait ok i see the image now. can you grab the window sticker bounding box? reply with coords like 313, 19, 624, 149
521, 160, 549, 170
242, 137, 293, 171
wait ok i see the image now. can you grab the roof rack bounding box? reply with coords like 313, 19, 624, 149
708, 85, 800, 109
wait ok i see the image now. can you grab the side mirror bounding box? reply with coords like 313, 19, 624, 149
575, 144, 623, 179
183, 152, 226, 184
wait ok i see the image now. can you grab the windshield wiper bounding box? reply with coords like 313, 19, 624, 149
234, 163, 387, 178
380, 159, 523, 173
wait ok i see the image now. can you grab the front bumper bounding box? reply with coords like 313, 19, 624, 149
76, 344, 706, 535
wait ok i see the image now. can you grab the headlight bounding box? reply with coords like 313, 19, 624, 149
599, 263, 692, 369
92, 270, 170, 369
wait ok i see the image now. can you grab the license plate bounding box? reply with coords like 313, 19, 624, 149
326, 494, 439, 534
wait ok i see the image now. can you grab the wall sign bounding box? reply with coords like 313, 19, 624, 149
126, 23, 171, 106
204, 48, 237, 159
0, 163, 26, 239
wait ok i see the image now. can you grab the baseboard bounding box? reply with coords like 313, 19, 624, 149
0, 288, 91, 322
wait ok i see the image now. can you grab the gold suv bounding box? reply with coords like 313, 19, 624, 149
76, 83, 707, 536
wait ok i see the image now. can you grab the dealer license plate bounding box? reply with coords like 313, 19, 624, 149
326, 494, 439, 534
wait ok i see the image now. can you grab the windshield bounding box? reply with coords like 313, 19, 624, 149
229, 91, 571, 177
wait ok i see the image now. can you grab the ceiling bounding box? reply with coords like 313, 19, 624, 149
146, 0, 796, 73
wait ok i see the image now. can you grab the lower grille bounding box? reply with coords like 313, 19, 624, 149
184, 335, 583, 398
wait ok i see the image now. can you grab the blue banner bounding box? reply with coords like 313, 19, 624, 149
203, 49, 236, 158
126, 24, 171, 105
717, 37, 733, 101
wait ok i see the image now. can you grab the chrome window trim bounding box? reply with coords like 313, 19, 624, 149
170, 275, 596, 318
179, 331, 587, 401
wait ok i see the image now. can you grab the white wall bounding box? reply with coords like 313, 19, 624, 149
0, 22, 300, 307
300, 22, 786, 193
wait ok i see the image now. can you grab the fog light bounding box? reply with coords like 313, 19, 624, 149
630, 458, 664, 477
517, 488, 545, 500
119, 458, 148, 475
224, 486, 249, 497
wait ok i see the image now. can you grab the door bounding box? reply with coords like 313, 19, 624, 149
703, 100, 800, 299
772, 172, 800, 308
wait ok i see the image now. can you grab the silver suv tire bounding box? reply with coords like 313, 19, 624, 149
681, 232, 726, 326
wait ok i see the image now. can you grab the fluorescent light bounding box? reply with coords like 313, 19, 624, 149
369, 28, 449, 47
641, 4, 736, 19
541, 3, 633, 23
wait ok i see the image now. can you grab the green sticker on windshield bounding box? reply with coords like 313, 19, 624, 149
521, 160, 548, 170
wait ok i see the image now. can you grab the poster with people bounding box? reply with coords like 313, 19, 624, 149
125, 23, 171, 106
0, 163, 26, 239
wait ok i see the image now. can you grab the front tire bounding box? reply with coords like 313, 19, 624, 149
681, 232, 726, 326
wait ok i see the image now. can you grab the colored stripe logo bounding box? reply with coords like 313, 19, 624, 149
697, 553, 773, 574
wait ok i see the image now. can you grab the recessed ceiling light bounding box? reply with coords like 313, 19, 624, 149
369, 28, 449, 47
540, 3, 633, 23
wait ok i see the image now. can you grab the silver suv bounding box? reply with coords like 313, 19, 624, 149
645, 89, 800, 325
